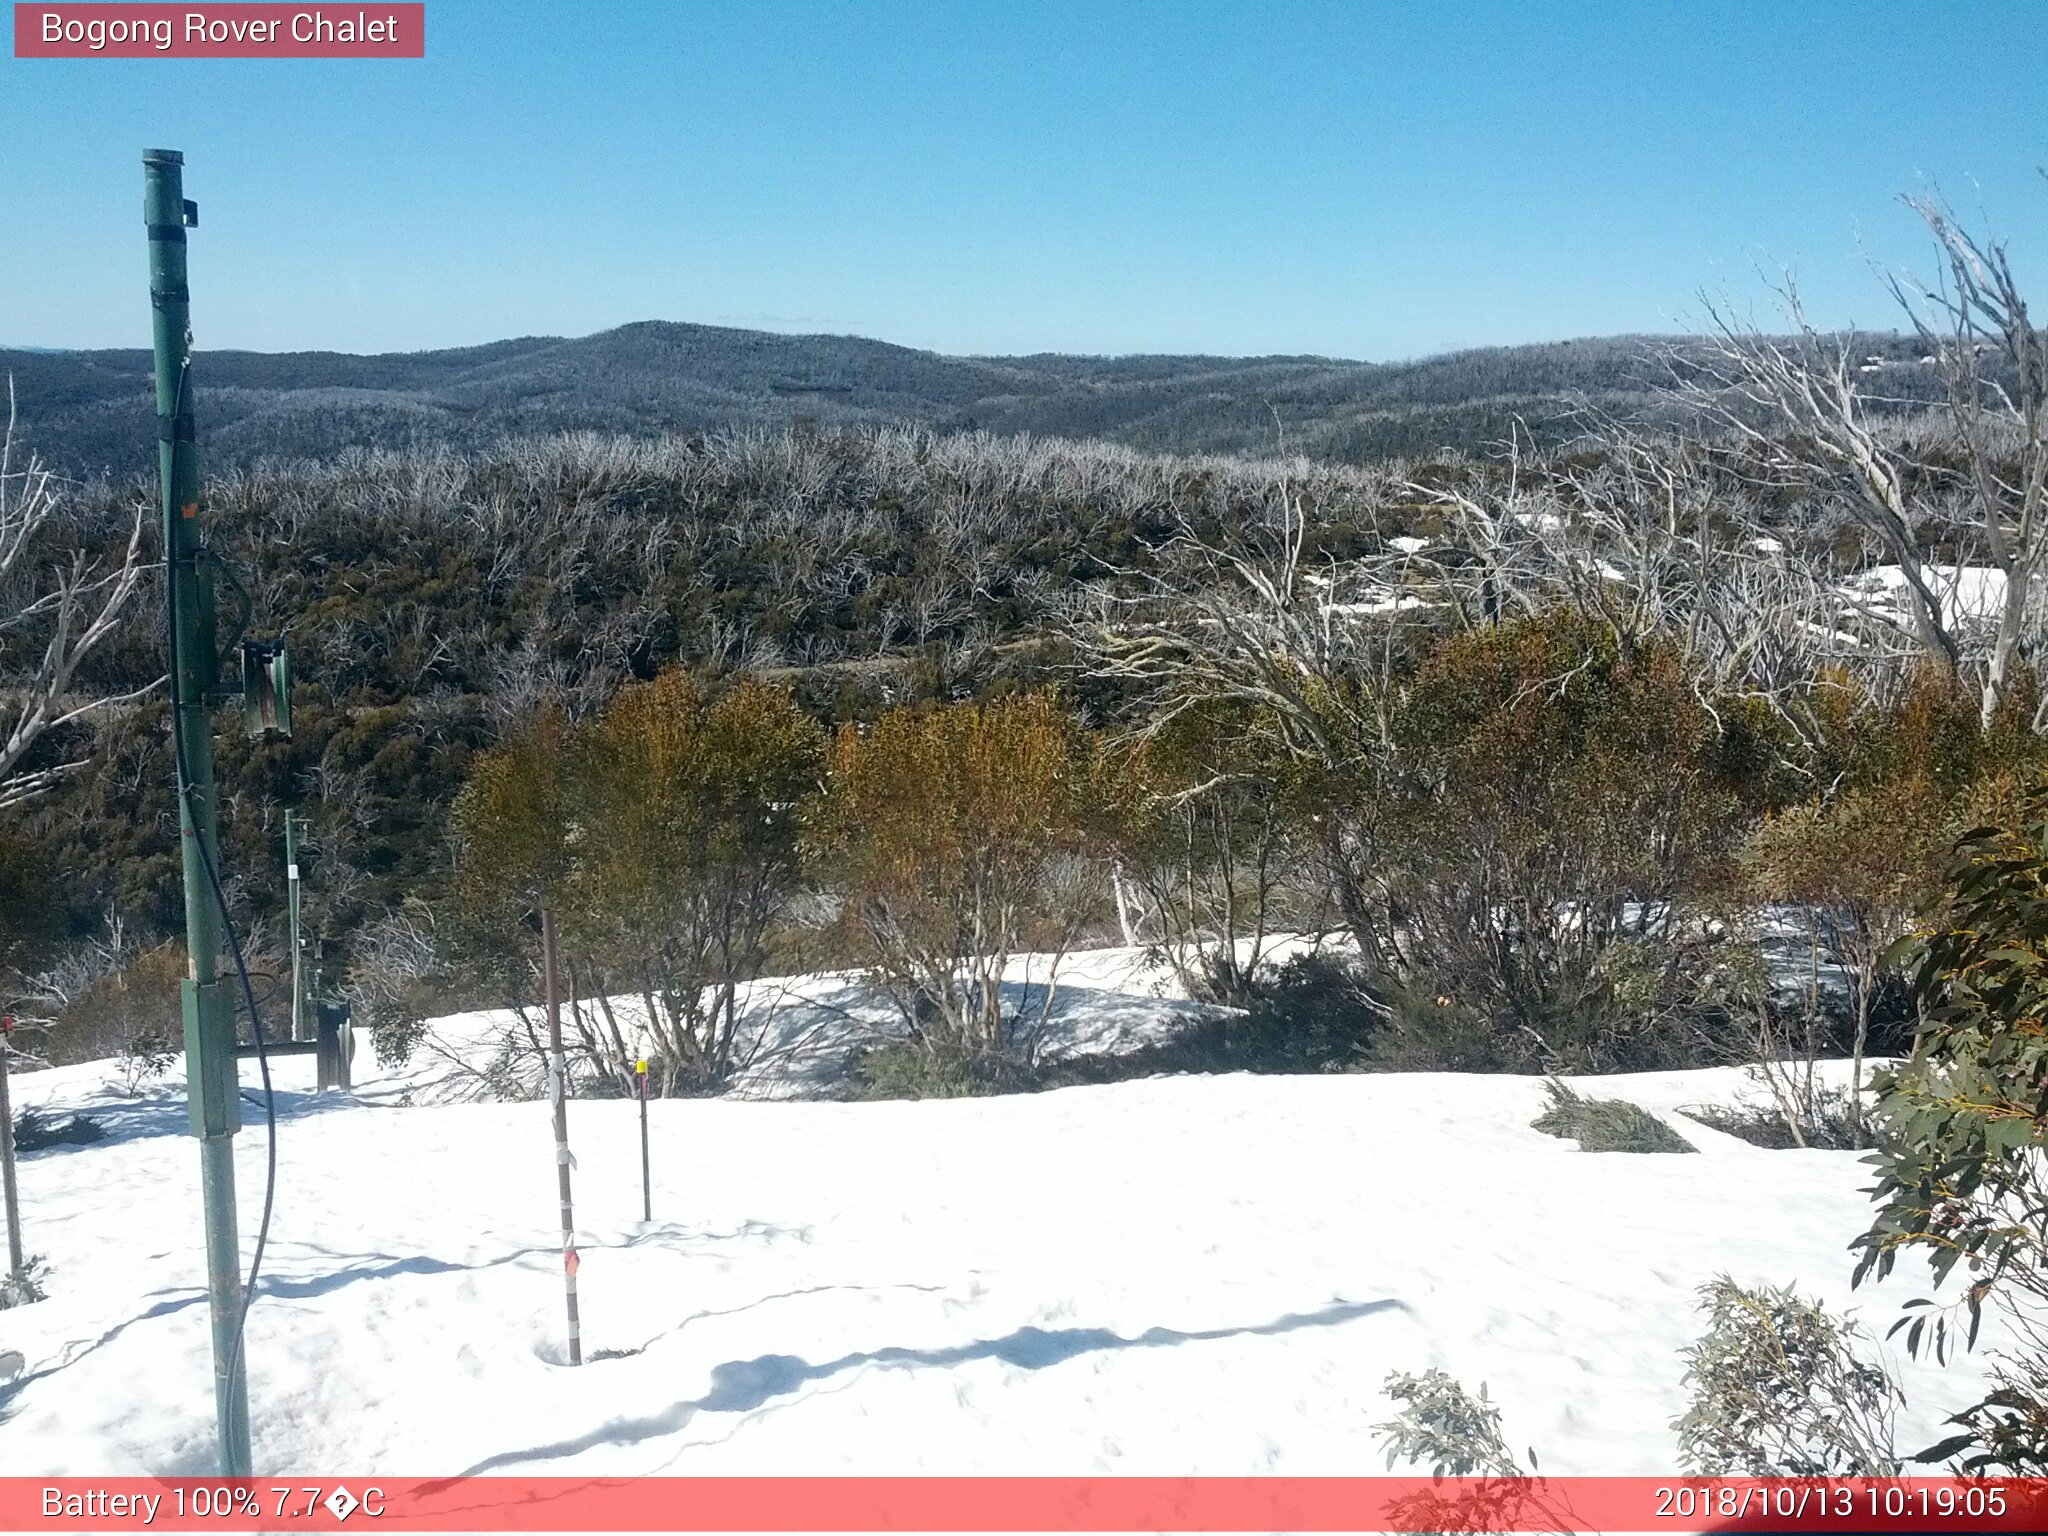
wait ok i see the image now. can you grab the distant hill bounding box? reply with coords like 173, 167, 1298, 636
0, 320, 1931, 476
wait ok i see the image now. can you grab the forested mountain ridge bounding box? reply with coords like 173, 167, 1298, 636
0, 301, 1976, 1085
3, 320, 1934, 475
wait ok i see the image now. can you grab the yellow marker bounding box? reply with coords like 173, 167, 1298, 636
635, 1059, 648, 1075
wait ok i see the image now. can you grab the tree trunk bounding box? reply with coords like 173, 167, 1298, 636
1982, 560, 2032, 729
1849, 959, 1874, 1150
1111, 862, 1139, 947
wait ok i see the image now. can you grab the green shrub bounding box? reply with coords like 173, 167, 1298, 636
1851, 802, 2048, 1472
1375, 1370, 1574, 1535
1367, 984, 1534, 1073
1376, 1368, 1528, 1478
1530, 1080, 1695, 1153
1364, 934, 1754, 1078
0, 1256, 49, 1311
564, 673, 825, 1094
811, 691, 1104, 1063
42, 941, 185, 1071
1367, 613, 1756, 1068
1673, 1278, 1901, 1476
1685, 1090, 1861, 1150
848, 1042, 1009, 1101
1096, 701, 1309, 1005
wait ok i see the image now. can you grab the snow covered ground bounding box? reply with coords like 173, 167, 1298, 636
1838, 562, 2008, 631
0, 947, 2002, 1479
379, 944, 1231, 1106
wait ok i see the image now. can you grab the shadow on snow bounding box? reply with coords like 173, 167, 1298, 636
452, 1296, 1409, 1476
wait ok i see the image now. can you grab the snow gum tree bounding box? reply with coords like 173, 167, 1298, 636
1673, 1279, 1902, 1476
810, 689, 1102, 1063
450, 705, 574, 935
563, 673, 823, 1093
1743, 669, 2032, 1142
450, 677, 824, 1095
446, 705, 574, 1069
1095, 699, 1309, 1005
1367, 610, 1761, 1071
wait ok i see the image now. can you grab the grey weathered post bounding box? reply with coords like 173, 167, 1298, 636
0, 1020, 24, 1286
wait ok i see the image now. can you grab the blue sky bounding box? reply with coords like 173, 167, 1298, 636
3, 0, 2044, 358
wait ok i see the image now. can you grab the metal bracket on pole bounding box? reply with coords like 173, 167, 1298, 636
182, 980, 241, 1138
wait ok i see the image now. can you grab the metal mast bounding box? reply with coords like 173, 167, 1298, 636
145, 147, 252, 1478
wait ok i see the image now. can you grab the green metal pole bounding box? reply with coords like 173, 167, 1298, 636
286, 813, 306, 1044
145, 147, 252, 1479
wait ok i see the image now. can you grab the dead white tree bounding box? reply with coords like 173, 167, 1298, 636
1404, 413, 1920, 767
0, 382, 153, 810
1073, 468, 1417, 768
1067, 461, 1428, 970
1681, 194, 2048, 728
1684, 297, 1963, 673
1886, 193, 2048, 728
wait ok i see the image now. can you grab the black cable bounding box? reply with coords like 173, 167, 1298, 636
162, 354, 279, 1429
189, 801, 277, 1420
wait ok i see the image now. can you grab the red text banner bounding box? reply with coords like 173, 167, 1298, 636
3, 1477, 2048, 1533
13, 5, 424, 58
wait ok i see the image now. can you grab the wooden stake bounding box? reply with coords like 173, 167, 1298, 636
540, 909, 581, 1365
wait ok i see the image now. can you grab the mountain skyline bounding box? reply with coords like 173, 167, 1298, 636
2, 314, 1950, 477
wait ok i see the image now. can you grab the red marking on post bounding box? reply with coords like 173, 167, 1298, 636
564, 1246, 579, 1277
14, 5, 426, 58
